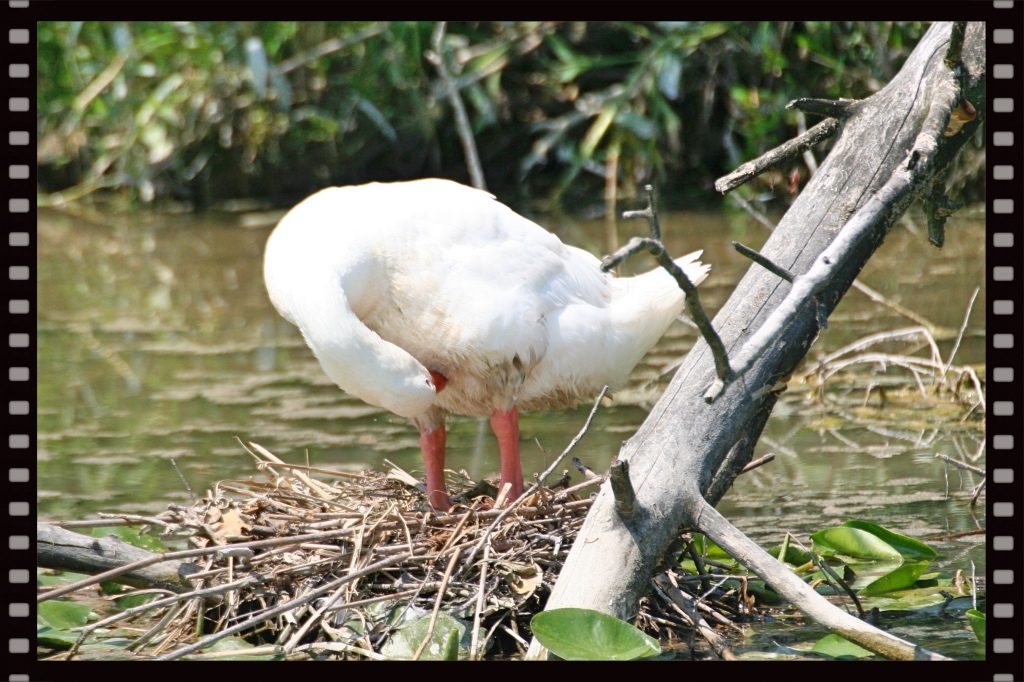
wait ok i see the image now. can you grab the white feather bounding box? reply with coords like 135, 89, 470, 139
263, 178, 710, 421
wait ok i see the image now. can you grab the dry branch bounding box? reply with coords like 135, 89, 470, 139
37, 524, 194, 594
530, 21, 985, 662
714, 118, 839, 193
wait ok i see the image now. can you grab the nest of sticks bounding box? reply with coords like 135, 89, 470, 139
49, 439, 750, 661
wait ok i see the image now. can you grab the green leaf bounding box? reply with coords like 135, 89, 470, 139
380, 612, 478, 660
811, 527, 902, 561
207, 636, 255, 652
690, 533, 732, 560
184, 636, 280, 660
656, 53, 682, 100
579, 105, 617, 160
113, 592, 160, 609
530, 608, 660, 661
859, 561, 931, 596
811, 634, 875, 659
37, 625, 81, 649
38, 600, 92, 630
37, 570, 91, 587
842, 520, 937, 561
966, 608, 985, 642
90, 526, 166, 552
768, 543, 814, 567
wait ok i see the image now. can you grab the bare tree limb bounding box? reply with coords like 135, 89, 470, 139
530, 21, 985, 663
715, 118, 839, 193
704, 52, 965, 402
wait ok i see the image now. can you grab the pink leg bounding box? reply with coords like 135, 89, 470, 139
419, 426, 451, 511
490, 407, 524, 503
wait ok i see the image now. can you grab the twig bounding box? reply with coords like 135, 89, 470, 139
850, 280, 937, 330
169, 459, 196, 504
38, 525, 379, 603
715, 118, 840, 193
244, 440, 337, 498
413, 548, 462, 660
787, 97, 859, 119
276, 24, 386, 74
934, 453, 984, 476
941, 286, 979, 381
969, 477, 985, 508
429, 22, 487, 190
605, 187, 731, 387
732, 241, 794, 282
816, 556, 864, 617
655, 574, 736, 660
609, 461, 636, 520
552, 475, 603, 502
621, 184, 661, 240
73, 575, 262, 651
727, 192, 777, 231
469, 543, 491, 660
739, 452, 775, 474
705, 70, 960, 402
157, 551, 417, 660
794, 109, 819, 175
572, 457, 599, 480
729, 195, 942, 330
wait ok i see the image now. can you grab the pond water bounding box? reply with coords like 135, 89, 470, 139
36, 199, 986, 659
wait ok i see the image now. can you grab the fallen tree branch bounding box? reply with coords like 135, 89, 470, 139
704, 47, 965, 402
530, 21, 984, 663
37, 524, 195, 595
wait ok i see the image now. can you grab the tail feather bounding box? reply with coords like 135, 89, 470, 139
616, 249, 710, 300
600, 250, 711, 383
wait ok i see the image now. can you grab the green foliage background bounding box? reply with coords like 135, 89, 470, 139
37, 21, 982, 210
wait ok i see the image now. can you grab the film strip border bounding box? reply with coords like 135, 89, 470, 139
1, 5, 1022, 680
5, 0, 35, 678
988, 2, 1024, 681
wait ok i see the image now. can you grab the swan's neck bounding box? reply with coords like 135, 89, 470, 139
269, 265, 437, 420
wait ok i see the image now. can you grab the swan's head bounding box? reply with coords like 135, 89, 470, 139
382, 363, 440, 419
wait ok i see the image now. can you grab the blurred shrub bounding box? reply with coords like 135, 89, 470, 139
38, 21, 981, 210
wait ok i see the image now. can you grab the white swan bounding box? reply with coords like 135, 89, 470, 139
263, 178, 710, 510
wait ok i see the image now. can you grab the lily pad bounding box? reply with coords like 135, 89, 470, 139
381, 612, 478, 660
859, 561, 930, 596
811, 527, 902, 562
37, 625, 82, 649
90, 526, 166, 552
842, 520, 936, 561
530, 608, 660, 661
691, 533, 732, 560
811, 634, 875, 659
38, 600, 92, 630
966, 608, 985, 642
